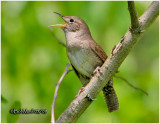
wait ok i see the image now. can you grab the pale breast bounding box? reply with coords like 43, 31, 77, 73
65, 31, 103, 77
67, 45, 103, 78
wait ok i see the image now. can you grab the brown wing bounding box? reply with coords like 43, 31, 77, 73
90, 40, 107, 62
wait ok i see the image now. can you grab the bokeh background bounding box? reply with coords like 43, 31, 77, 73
1, 1, 159, 123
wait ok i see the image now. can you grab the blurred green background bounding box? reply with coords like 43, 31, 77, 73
1, 1, 159, 123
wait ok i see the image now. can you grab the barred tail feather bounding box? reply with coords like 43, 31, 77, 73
103, 79, 119, 112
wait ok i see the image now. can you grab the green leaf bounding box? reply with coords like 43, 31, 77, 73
7, 101, 21, 123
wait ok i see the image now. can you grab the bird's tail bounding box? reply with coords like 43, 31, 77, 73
103, 79, 119, 112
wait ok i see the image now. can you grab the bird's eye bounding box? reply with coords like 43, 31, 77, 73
70, 19, 74, 23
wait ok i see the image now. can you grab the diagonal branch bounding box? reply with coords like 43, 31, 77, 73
139, 1, 159, 31
56, 1, 159, 123
128, 1, 139, 30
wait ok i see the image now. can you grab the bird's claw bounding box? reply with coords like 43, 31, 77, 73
93, 66, 103, 80
75, 87, 84, 98
93, 66, 101, 76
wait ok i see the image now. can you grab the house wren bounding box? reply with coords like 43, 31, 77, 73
49, 12, 119, 112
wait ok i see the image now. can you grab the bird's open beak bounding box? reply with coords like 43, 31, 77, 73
48, 12, 67, 29
48, 24, 66, 28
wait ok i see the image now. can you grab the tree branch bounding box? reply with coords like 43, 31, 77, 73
128, 1, 139, 30
51, 63, 72, 123
48, 27, 66, 47
114, 75, 148, 96
56, 1, 159, 123
139, 1, 159, 31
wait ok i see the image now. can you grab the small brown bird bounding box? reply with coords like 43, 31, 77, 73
49, 12, 119, 112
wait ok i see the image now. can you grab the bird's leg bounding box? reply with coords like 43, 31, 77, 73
93, 66, 103, 80
75, 80, 89, 98
93, 66, 101, 76
75, 87, 84, 98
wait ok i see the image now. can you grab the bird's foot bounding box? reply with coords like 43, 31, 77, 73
93, 66, 101, 76
93, 66, 103, 80
75, 87, 84, 98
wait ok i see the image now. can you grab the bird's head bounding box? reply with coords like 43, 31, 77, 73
49, 12, 91, 34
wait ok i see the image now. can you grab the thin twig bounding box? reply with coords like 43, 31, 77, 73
128, 1, 139, 30
49, 27, 66, 47
114, 75, 148, 96
51, 63, 72, 123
